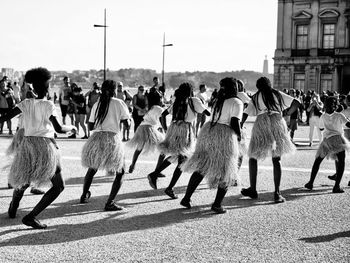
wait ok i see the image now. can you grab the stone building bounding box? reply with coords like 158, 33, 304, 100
274, 0, 350, 94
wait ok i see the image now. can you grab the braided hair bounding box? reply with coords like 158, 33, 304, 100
211, 77, 238, 127
172, 82, 195, 121
252, 77, 285, 113
94, 79, 116, 126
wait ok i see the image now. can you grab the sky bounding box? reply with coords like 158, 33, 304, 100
1, 0, 277, 74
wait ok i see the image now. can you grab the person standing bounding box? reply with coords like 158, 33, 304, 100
116, 81, 133, 141
1, 67, 76, 229
71, 86, 88, 139
181, 77, 242, 213
85, 82, 101, 137
12, 81, 21, 104
240, 77, 300, 203
0, 79, 15, 135
132, 85, 148, 132
147, 82, 210, 199
307, 93, 323, 146
58, 76, 72, 125
195, 84, 209, 137
80, 80, 131, 211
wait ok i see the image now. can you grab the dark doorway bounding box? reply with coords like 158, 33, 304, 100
341, 66, 350, 94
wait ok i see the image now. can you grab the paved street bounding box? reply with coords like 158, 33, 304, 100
0, 122, 349, 262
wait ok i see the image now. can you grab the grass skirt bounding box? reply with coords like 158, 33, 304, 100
126, 125, 164, 154
6, 128, 25, 155
182, 122, 239, 189
158, 121, 195, 158
316, 134, 350, 160
248, 112, 296, 160
8, 136, 60, 188
82, 131, 125, 172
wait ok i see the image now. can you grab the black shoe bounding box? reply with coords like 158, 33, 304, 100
104, 201, 123, 211
274, 193, 286, 203
332, 187, 344, 193
68, 133, 76, 139
81, 135, 88, 139
328, 174, 336, 181
7, 183, 13, 189
157, 173, 166, 178
22, 215, 47, 229
122, 138, 127, 142
80, 191, 91, 204
30, 188, 45, 195
241, 188, 258, 199
304, 182, 313, 190
147, 173, 157, 189
164, 188, 178, 199
8, 201, 18, 218
211, 205, 226, 214
128, 164, 135, 174
180, 198, 191, 209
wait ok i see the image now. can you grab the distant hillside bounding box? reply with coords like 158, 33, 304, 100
49, 68, 273, 93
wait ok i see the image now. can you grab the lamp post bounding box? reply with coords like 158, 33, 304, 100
94, 8, 108, 82
161, 33, 173, 87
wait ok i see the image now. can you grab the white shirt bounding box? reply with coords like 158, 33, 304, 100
237, 92, 251, 104
319, 112, 349, 139
168, 97, 207, 123
89, 98, 130, 133
215, 97, 243, 126
244, 91, 295, 116
17, 98, 57, 138
197, 92, 208, 105
141, 105, 164, 126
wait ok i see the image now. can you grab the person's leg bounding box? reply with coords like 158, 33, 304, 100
195, 115, 201, 137
80, 168, 97, 203
309, 118, 315, 145
333, 151, 345, 193
74, 113, 80, 134
8, 184, 30, 218
180, 171, 204, 208
148, 156, 172, 189
305, 156, 324, 190
105, 169, 125, 211
7, 119, 12, 135
129, 149, 142, 173
126, 122, 130, 140
241, 158, 258, 198
165, 155, 186, 199
23, 166, 65, 229
211, 186, 228, 213
272, 157, 285, 203
79, 115, 87, 137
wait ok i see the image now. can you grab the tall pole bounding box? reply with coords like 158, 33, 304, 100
161, 33, 173, 87
94, 9, 108, 82
104, 8, 106, 82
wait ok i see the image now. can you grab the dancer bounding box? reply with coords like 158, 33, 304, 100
180, 77, 243, 213
80, 80, 130, 211
147, 82, 210, 199
127, 95, 164, 173
240, 77, 300, 203
0, 67, 76, 229
305, 96, 350, 193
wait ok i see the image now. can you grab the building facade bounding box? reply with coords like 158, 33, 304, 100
274, 0, 350, 94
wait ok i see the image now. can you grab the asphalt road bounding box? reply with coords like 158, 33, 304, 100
0, 122, 349, 262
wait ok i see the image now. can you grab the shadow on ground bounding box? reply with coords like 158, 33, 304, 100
0, 185, 335, 247
299, 230, 350, 243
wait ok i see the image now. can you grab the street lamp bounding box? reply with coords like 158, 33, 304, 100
94, 8, 108, 82
161, 32, 173, 88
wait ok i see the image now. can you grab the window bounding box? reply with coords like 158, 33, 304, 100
296, 25, 308, 49
294, 74, 305, 91
320, 74, 332, 91
322, 24, 335, 49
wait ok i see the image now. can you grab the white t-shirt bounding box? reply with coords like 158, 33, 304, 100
17, 98, 57, 138
244, 91, 295, 116
168, 97, 207, 123
237, 92, 251, 104
215, 97, 243, 126
342, 108, 350, 130
89, 97, 130, 133
141, 105, 164, 126
197, 92, 208, 105
319, 112, 349, 139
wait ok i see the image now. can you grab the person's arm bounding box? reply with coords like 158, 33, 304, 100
160, 109, 169, 132
49, 115, 76, 134
240, 112, 248, 128
202, 109, 210, 116
230, 117, 241, 141
0, 107, 21, 122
